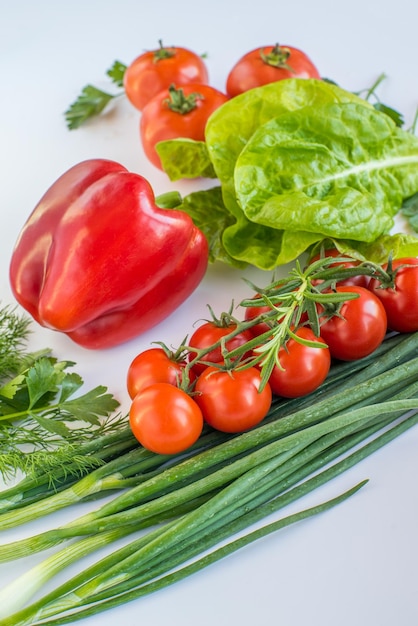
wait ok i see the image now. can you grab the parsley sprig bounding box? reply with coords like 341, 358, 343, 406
64, 60, 127, 130
0, 305, 122, 479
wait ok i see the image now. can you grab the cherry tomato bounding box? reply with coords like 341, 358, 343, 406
127, 347, 194, 400
242, 291, 286, 338
195, 366, 272, 433
243, 295, 274, 338
188, 321, 253, 375
267, 327, 331, 398
140, 83, 229, 169
129, 383, 203, 454
368, 257, 418, 333
318, 286, 387, 361
124, 42, 209, 111
308, 248, 370, 288
226, 43, 320, 97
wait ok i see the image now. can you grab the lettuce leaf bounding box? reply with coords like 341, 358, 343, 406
156, 138, 216, 180
204, 79, 382, 269
158, 78, 418, 269
310, 233, 418, 263
235, 102, 418, 244
175, 186, 240, 266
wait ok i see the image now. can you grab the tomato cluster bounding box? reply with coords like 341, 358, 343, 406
123, 41, 321, 170
127, 251, 418, 456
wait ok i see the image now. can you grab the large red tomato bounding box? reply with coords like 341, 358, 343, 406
140, 83, 229, 169
226, 43, 320, 97
124, 42, 209, 111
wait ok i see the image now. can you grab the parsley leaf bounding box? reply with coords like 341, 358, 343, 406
106, 60, 127, 87
64, 59, 127, 129
64, 85, 117, 130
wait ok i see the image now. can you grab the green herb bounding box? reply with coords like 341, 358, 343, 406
0, 305, 122, 480
0, 305, 36, 379
64, 60, 126, 129
106, 60, 127, 87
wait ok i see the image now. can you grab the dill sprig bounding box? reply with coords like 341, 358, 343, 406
0, 304, 123, 481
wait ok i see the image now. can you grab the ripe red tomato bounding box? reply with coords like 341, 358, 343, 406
124, 42, 209, 111
267, 327, 331, 398
140, 83, 228, 169
243, 296, 273, 338
226, 43, 320, 97
129, 383, 203, 454
318, 286, 387, 361
308, 248, 370, 288
242, 292, 284, 338
188, 321, 253, 375
368, 257, 418, 333
194, 366, 272, 433
126, 347, 194, 399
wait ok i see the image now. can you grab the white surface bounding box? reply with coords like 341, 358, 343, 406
1, 1, 418, 624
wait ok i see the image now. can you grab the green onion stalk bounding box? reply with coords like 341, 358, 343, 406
2, 394, 418, 625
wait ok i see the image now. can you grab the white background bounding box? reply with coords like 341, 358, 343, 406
1, 1, 418, 624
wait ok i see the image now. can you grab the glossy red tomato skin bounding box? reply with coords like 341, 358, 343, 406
267, 327, 331, 398
368, 258, 418, 333
244, 301, 273, 337
319, 286, 387, 361
140, 83, 229, 169
124, 46, 209, 111
188, 321, 253, 375
309, 249, 370, 288
226, 45, 320, 97
129, 383, 203, 454
194, 366, 272, 433
243, 292, 281, 338
127, 347, 194, 399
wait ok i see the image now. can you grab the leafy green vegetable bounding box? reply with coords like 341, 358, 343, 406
233, 102, 418, 264
176, 186, 239, 265
156, 138, 216, 180
159, 78, 418, 269
0, 306, 122, 479
310, 233, 418, 264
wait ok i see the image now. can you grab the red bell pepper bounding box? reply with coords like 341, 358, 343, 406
9, 159, 208, 349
